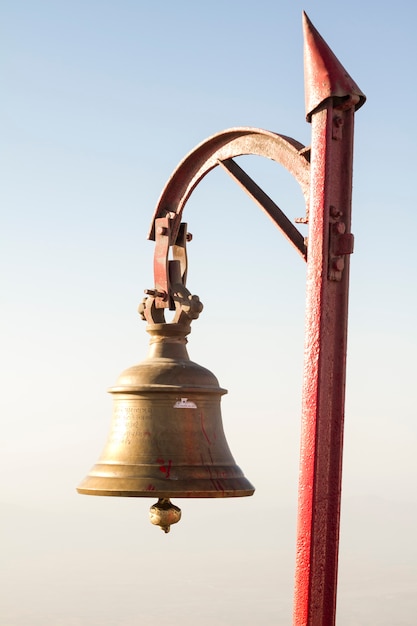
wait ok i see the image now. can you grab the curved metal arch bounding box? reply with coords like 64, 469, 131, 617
148, 127, 311, 243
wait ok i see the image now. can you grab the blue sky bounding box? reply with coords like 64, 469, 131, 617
1, 2, 416, 624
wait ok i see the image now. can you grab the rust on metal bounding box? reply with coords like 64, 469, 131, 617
148, 127, 311, 244
218, 158, 307, 259
147, 128, 311, 311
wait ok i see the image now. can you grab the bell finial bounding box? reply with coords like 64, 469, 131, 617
149, 498, 182, 533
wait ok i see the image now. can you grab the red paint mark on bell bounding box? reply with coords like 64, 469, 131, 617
146, 484, 156, 491
157, 457, 172, 478
165, 460, 172, 478
211, 479, 225, 493
200, 411, 211, 444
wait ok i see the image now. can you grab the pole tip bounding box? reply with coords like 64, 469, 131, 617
302, 12, 366, 121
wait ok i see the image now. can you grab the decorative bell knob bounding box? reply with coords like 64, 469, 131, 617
149, 498, 182, 533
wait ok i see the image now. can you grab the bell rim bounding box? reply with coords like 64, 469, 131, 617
77, 487, 255, 498
77, 471, 255, 498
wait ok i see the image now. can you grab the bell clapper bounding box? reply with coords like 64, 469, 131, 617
149, 498, 182, 533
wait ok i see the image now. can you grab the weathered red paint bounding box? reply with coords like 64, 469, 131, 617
293, 14, 365, 626
153, 216, 171, 307
303, 12, 365, 122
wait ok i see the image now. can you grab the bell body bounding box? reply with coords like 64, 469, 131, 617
77, 323, 254, 498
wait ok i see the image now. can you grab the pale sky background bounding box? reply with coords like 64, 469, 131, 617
1, 1, 416, 625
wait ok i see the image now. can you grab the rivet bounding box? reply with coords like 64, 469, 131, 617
334, 222, 346, 234
330, 205, 343, 218
332, 258, 344, 272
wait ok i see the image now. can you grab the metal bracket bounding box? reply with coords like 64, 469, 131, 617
139, 217, 203, 325
147, 217, 190, 308
332, 114, 344, 140
328, 205, 354, 281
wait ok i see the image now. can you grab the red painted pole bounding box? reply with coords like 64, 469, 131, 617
293, 14, 365, 626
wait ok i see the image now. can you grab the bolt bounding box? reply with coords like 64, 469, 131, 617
144, 289, 167, 299
156, 226, 168, 236
332, 258, 344, 272
334, 116, 343, 127
330, 205, 343, 219
333, 222, 346, 234
186, 232, 193, 242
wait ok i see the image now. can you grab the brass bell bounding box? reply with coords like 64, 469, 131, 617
77, 320, 254, 530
